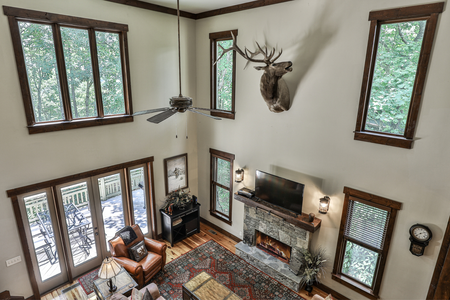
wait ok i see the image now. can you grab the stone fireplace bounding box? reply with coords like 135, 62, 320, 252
235, 203, 315, 291
256, 230, 291, 263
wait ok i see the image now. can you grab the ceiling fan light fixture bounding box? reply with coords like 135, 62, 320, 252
132, 0, 226, 124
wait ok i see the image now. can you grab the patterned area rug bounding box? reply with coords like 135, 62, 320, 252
77, 268, 99, 295
151, 240, 305, 300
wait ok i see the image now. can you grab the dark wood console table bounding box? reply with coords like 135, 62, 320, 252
160, 203, 201, 246
234, 193, 321, 233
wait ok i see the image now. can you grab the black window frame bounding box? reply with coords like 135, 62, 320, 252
210, 30, 238, 120
209, 148, 235, 225
332, 187, 402, 299
4, 6, 133, 134
353, 3, 443, 149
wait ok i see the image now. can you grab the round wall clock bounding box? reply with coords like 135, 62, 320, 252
409, 224, 432, 256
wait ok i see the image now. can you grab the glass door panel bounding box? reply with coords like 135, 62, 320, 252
97, 172, 127, 249
129, 166, 148, 235
19, 189, 68, 293
60, 182, 99, 267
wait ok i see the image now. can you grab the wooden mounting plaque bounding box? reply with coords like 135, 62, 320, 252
234, 193, 321, 233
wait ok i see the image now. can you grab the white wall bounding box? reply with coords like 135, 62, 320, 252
195, 0, 450, 299
0, 0, 198, 296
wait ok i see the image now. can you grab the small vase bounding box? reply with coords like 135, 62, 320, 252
305, 282, 313, 293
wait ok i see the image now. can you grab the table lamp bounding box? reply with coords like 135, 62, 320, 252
98, 257, 122, 292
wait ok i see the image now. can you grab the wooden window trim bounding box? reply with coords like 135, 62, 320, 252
7, 156, 156, 299
210, 30, 238, 120
3, 6, 133, 134
332, 186, 402, 299
209, 148, 235, 225
354, 3, 444, 149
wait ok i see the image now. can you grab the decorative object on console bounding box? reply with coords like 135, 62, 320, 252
409, 223, 432, 256
98, 257, 122, 292
235, 168, 244, 182
299, 248, 327, 293
161, 188, 193, 211
215, 32, 293, 113
163, 153, 188, 195
319, 196, 330, 214
131, 0, 230, 124
308, 213, 315, 222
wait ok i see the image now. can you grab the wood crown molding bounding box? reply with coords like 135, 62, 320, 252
6, 156, 154, 197
104, 0, 294, 20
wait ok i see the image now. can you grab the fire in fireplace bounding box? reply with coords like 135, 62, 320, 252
256, 231, 291, 263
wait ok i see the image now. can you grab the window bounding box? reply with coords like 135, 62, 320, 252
8, 157, 155, 297
332, 187, 402, 299
210, 30, 237, 119
209, 148, 235, 225
354, 3, 443, 149
4, 6, 133, 134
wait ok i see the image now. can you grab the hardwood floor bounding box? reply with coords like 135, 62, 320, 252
42, 222, 328, 300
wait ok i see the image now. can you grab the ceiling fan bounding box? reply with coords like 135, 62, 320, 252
133, 0, 229, 124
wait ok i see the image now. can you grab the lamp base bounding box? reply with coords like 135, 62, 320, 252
107, 278, 117, 293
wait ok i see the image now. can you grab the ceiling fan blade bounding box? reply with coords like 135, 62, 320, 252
133, 107, 170, 116
191, 107, 233, 114
188, 109, 222, 120
147, 109, 178, 124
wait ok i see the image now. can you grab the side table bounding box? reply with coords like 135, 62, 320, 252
93, 268, 137, 300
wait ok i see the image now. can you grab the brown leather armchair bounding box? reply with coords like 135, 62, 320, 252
108, 224, 167, 288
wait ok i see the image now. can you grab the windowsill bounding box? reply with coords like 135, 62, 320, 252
332, 273, 378, 300
211, 111, 235, 120
28, 115, 133, 134
210, 211, 232, 225
354, 131, 413, 149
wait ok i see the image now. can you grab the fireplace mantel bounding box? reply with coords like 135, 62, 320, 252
234, 193, 321, 233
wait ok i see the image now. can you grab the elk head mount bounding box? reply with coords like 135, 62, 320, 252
216, 32, 293, 113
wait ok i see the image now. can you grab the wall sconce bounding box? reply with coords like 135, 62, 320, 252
235, 169, 244, 183
319, 196, 331, 214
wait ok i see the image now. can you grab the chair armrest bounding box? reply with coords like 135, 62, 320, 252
144, 238, 167, 256
112, 257, 143, 276
311, 295, 325, 300
144, 238, 167, 266
144, 283, 161, 299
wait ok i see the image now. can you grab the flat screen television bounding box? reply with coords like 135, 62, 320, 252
255, 170, 305, 215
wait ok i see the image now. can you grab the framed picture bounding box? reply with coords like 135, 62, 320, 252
164, 153, 189, 195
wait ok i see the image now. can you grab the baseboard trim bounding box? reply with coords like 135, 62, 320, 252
200, 217, 242, 243
315, 282, 350, 300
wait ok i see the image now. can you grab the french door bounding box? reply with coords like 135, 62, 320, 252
92, 170, 130, 253
11, 158, 155, 296
18, 188, 68, 294
55, 179, 103, 278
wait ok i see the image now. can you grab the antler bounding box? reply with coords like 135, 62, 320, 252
215, 32, 283, 68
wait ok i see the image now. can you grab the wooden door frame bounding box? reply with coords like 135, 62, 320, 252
427, 216, 450, 299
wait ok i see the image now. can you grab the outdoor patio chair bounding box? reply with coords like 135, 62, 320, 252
36, 211, 57, 265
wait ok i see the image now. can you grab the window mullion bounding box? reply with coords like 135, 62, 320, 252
89, 29, 104, 118
52, 23, 72, 121
120, 31, 132, 115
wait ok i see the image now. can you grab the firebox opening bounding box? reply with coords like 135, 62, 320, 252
256, 230, 291, 263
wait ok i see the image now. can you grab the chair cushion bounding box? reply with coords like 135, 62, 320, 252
129, 240, 148, 262
117, 226, 138, 246
140, 252, 162, 273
